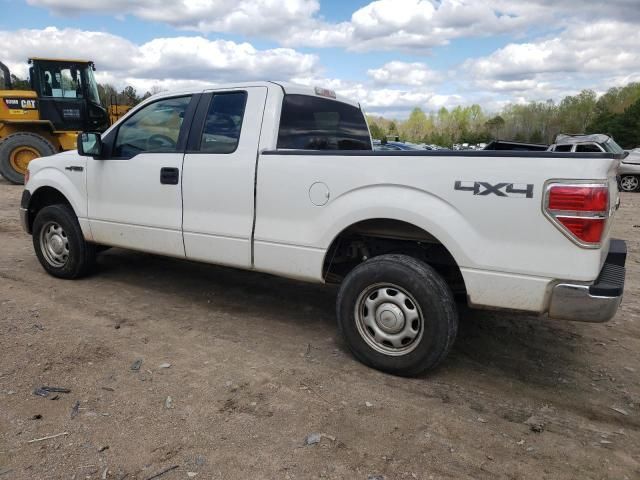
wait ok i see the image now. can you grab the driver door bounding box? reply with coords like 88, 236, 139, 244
87, 94, 198, 257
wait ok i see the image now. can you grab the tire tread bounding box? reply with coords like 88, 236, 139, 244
337, 254, 458, 376
32, 204, 95, 279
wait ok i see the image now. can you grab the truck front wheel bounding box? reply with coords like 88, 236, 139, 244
0, 133, 56, 184
336, 254, 458, 376
32, 204, 96, 279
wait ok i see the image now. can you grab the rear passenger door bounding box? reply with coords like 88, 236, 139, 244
181, 87, 268, 268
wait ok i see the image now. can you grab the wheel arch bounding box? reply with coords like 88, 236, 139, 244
322, 217, 466, 295
26, 185, 78, 234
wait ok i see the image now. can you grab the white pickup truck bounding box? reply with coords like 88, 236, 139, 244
20, 82, 627, 376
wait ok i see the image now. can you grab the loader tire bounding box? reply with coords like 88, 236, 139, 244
0, 133, 56, 184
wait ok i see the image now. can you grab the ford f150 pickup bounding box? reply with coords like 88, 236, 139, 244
19, 82, 627, 376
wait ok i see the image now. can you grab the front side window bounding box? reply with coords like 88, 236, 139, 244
114, 96, 191, 158
83, 66, 101, 105
277, 94, 372, 150
41, 66, 83, 99
199, 92, 247, 153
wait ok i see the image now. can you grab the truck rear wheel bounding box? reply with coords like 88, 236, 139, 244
0, 133, 56, 184
32, 204, 96, 279
336, 254, 458, 376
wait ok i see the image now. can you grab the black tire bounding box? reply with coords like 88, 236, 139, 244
336, 254, 458, 376
0, 132, 56, 184
32, 204, 96, 279
619, 175, 640, 192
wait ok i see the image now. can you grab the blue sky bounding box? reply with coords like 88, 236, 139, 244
1, 0, 638, 117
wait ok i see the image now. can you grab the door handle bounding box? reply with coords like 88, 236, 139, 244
160, 167, 179, 185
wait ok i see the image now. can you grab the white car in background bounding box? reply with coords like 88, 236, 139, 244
619, 149, 640, 192
546, 135, 637, 192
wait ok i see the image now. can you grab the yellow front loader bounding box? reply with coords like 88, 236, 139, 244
0, 58, 128, 184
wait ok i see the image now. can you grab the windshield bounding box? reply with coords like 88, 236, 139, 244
84, 66, 101, 106
602, 138, 624, 154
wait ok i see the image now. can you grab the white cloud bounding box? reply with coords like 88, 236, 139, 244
13, 0, 559, 52
7, 1, 640, 118
367, 61, 442, 86
0, 27, 320, 92
26, 0, 640, 55
283, 0, 534, 51
464, 21, 640, 100
27, 0, 322, 37
291, 75, 463, 115
338, 0, 524, 51
0, 27, 137, 78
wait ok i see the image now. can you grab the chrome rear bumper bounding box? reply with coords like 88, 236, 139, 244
548, 239, 626, 323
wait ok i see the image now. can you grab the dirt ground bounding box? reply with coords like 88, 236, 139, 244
0, 178, 638, 480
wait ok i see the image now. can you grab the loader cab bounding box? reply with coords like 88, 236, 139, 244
29, 58, 109, 132
0, 61, 10, 89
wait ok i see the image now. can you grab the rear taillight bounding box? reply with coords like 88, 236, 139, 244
544, 182, 609, 247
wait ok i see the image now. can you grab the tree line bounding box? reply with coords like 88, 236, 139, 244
97, 83, 165, 108
368, 82, 640, 148
9, 71, 640, 148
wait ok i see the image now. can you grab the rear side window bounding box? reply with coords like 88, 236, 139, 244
277, 94, 371, 150
553, 145, 572, 152
576, 144, 603, 153
200, 92, 247, 154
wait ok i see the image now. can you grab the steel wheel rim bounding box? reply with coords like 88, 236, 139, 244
9, 146, 39, 175
620, 176, 638, 191
354, 283, 424, 356
39, 221, 69, 268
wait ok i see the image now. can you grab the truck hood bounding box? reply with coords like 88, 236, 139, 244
622, 151, 640, 165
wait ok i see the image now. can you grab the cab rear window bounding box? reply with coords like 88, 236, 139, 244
277, 94, 372, 151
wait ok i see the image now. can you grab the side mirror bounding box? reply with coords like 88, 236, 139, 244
77, 132, 103, 157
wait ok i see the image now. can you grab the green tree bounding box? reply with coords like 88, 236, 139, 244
588, 98, 640, 148
594, 83, 640, 116
10, 74, 30, 90
121, 86, 140, 105
557, 89, 597, 133
387, 121, 399, 140
530, 129, 543, 144
485, 115, 505, 139
368, 121, 385, 140
358, 80, 639, 148
615, 99, 640, 148
401, 107, 430, 142
98, 83, 118, 108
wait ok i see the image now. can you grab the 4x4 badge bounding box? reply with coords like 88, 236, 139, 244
454, 181, 534, 198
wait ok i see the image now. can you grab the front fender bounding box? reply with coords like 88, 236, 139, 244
27, 167, 87, 219
26, 156, 91, 240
